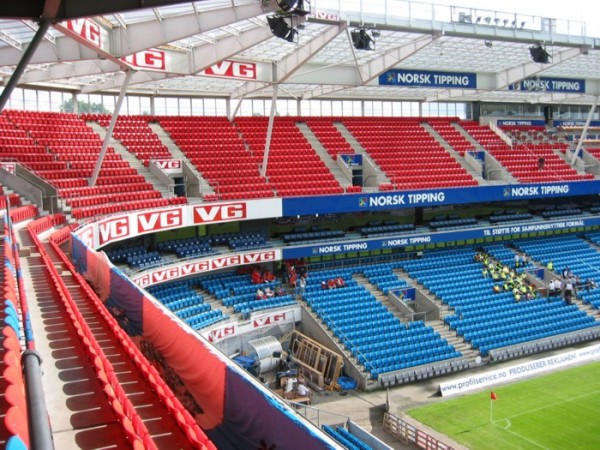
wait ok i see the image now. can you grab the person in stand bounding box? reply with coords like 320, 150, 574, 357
298, 276, 306, 297
555, 278, 563, 295
265, 287, 274, 298
335, 276, 345, 288
251, 269, 262, 284
548, 279, 556, 297
256, 288, 266, 300
564, 281, 574, 304
296, 382, 310, 403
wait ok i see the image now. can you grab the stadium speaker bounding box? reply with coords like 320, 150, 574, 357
267, 16, 297, 42
529, 44, 551, 63
351, 28, 375, 50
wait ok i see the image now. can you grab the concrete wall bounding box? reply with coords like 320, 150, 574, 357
299, 306, 368, 390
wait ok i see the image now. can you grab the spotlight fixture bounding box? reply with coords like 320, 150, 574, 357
267, 15, 297, 42
529, 43, 551, 63
511, 20, 517, 27
494, 18, 500, 25
351, 28, 375, 50
520, 21, 526, 29
484, 17, 492, 24
276, 0, 310, 16
475, 16, 482, 24
503, 19, 509, 26
484, 40, 493, 48
371, 29, 381, 38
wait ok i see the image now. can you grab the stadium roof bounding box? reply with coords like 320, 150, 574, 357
1, 0, 600, 105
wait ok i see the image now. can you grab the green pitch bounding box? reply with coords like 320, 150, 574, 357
406, 361, 600, 450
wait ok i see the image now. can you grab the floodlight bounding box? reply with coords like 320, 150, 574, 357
475, 16, 482, 23
276, 0, 310, 16
277, 0, 297, 12
371, 29, 381, 38
267, 15, 297, 42
484, 40, 493, 48
529, 44, 551, 63
484, 17, 492, 24
503, 19, 509, 26
351, 28, 375, 50
520, 21, 526, 29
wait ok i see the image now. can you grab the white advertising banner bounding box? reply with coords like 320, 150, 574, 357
199, 59, 272, 82
439, 343, 600, 397
0, 162, 16, 174
73, 198, 283, 249
132, 249, 282, 288
202, 308, 298, 343
151, 159, 183, 174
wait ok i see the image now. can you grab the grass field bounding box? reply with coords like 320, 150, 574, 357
406, 361, 600, 450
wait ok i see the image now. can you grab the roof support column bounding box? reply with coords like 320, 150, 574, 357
570, 96, 599, 166
229, 95, 245, 121
0, 18, 51, 112
260, 84, 279, 178
90, 70, 133, 187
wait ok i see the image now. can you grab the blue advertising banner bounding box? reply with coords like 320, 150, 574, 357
340, 154, 362, 166
497, 119, 546, 127
281, 216, 597, 259
282, 181, 600, 216
379, 69, 476, 88
553, 120, 600, 128
508, 77, 585, 93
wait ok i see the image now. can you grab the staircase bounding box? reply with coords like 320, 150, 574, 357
352, 274, 404, 321
451, 122, 518, 184
332, 122, 391, 188
295, 122, 351, 190
391, 269, 481, 364
422, 122, 486, 184
18, 223, 194, 448
86, 122, 173, 198
148, 122, 214, 196
197, 290, 236, 327
429, 321, 480, 364
452, 122, 482, 148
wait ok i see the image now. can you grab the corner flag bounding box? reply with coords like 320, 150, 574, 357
490, 391, 498, 400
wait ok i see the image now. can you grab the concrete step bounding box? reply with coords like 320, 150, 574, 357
148, 122, 214, 197
86, 122, 174, 198
333, 122, 391, 186
421, 122, 486, 184
295, 122, 351, 189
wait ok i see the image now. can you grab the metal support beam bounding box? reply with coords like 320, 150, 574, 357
229, 95, 245, 121
23, 350, 54, 450
571, 96, 599, 166
231, 21, 345, 99
260, 85, 278, 178
90, 70, 133, 186
0, 19, 51, 112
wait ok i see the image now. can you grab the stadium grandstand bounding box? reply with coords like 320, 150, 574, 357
2, 0, 600, 449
